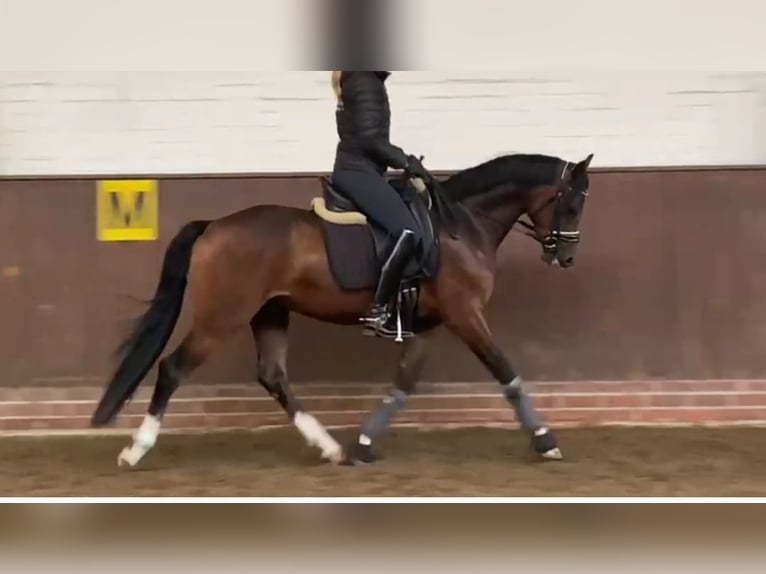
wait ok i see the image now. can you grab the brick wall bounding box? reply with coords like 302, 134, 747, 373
2, 72, 766, 175
2, 380, 765, 434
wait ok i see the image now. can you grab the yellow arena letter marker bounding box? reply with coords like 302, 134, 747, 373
96, 179, 159, 241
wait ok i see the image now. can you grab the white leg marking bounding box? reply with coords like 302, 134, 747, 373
117, 414, 161, 468
294, 411, 343, 463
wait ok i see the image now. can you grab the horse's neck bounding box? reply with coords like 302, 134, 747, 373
460, 185, 530, 249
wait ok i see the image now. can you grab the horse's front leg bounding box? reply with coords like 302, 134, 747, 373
345, 334, 430, 465
444, 305, 562, 460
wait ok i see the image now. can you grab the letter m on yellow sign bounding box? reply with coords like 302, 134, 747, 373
97, 180, 159, 241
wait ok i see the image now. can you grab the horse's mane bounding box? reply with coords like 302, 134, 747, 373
441, 154, 565, 202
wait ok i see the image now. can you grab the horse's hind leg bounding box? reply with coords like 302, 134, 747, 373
250, 300, 343, 464
117, 327, 218, 468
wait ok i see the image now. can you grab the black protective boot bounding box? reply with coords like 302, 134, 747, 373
361, 229, 417, 336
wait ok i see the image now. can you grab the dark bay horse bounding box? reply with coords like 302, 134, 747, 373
91, 152, 593, 468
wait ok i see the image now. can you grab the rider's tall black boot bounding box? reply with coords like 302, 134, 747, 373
361, 229, 417, 335
374, 284, 419, 341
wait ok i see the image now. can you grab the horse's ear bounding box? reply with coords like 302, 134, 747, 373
571, 153, 593, 178
331, 71, 342, 101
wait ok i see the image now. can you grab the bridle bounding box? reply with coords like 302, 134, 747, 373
516, 161, 587, 257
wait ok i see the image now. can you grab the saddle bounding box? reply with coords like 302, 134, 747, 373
311, 176, 440, 338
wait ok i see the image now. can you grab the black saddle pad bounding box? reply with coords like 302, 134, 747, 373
318, 181, 440, 291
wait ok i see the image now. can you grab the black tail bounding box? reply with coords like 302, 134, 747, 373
91, 220, 211, 427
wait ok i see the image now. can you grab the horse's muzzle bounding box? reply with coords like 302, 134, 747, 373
543, 254, 575, 268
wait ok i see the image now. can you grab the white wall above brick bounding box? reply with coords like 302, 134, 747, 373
1, 71, 765, 176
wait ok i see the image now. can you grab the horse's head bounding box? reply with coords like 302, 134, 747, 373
525, 154, 593, 268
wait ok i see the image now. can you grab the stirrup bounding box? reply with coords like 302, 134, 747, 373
360, 305, 391, 336
362, 291, 415, 343
359, 304, 389, 324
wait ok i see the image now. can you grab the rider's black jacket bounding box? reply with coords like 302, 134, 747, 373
332, 71, 411, 176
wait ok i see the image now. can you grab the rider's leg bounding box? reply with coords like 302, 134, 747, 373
331, 170, 423, 333
374, 282, 419, 339
364, 229, 417, 329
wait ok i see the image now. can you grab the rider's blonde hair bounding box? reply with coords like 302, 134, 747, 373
331, 71, 342, 101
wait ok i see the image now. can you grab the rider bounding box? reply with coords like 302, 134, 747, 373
330, 71, 432, 336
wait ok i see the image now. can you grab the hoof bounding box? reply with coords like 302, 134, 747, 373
320, 445, 345, 465
117, 444, 148, 468
532, 428, 561, 461
117, 446, 138, 468
540, 447, 563, 461
343, 442, 379, 466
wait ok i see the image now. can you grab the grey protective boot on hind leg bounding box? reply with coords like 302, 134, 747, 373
361, 229, 418, 338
